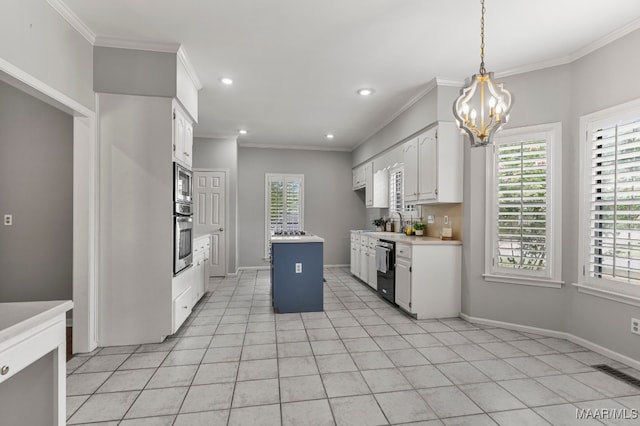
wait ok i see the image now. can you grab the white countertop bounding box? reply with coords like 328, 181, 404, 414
352, 230, 461, 246
271, 235, 325, 243
0, 300, 73, 344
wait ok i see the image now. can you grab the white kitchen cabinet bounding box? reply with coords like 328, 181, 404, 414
0, 301, 72, 426
193, 234, 211, 302
367, 242, 377, 289
352, 165, 366, 189
403, 139, 419, 202
396, 243, 461, 319
366, 168, 389, 208
173, 103, 193, 168
403, 122, 462, 204
359, 235, 369, 283
350, 232, 360, 276
395, 254, 412, 312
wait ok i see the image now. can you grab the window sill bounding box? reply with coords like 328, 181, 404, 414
572, 282, 640, 308
482, 273, 564, 289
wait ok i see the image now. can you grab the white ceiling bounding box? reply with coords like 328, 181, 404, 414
61, 0, 640, 150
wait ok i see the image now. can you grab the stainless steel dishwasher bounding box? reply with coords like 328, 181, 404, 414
375, 239, 396, 304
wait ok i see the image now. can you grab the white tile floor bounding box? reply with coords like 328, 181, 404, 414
66, 268, 640, 425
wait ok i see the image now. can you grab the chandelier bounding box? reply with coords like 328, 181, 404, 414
453, 0, 513, 147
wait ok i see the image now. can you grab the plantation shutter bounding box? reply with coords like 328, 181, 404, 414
268, 176, 285, 233
267, 174, 303, 233
589, 116, 640, 285
389, 169, 403, 211
284, 177, 302, 231
494, 138, 549, 274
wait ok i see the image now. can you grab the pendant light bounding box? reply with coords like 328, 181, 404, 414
453, 0, 513, 147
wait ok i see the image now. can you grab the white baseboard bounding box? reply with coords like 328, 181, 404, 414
325, 264, 349, 268
237, 266, 270, 272
459, 312, 640, 371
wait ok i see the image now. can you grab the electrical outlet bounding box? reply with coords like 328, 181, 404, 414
427, 215, 435, 224
295, 263, 302, 274
632, 318, 640, 335
3, 214, 12, 226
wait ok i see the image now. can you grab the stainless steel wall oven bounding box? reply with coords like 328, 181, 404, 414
174, 162, 193, 275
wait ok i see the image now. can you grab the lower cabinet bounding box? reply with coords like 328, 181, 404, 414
367, 246, 377, 289
395, 244, 461, 319
350, 233, 359, 276
395, 251, 412, 312
359, 242, 368, 283
171, 234, 211, 334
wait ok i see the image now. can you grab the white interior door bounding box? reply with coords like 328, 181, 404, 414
194, 170, 227, 277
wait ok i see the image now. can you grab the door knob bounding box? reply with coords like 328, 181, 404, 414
218, 227, 224, 231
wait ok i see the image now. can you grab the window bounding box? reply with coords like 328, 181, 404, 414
265, 173, 304, 257
580, 105, 640, 296
388, 167, 415, 215
485, 123, 562, 286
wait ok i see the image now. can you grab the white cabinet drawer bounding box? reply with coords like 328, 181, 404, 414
0, 319, 65, 384
396, 243, 411, 260
172, 286, 195, 333
368, 238, 377, 248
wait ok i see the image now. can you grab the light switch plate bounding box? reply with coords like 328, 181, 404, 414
3, 214, 12, 226
295, 263, 302, 273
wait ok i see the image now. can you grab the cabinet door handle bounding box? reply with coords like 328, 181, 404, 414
1, 365, 9, 375
183, 305, 188, 309
184, 152, 190, 157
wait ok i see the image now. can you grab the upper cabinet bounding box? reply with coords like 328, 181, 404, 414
173, 103, 193, 168
403, 122, 462, 204
353, 161, 389, 208
352, 164, 366, 189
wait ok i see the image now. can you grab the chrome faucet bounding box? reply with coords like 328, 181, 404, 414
391, 211, 404, 233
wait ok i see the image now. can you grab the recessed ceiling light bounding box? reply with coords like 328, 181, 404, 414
238, 129, 248, 135
326, 134, 335, 139
220, 77, 233, 85
357, 88, 374, 96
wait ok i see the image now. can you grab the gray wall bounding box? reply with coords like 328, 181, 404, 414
463, 31, 640, 360
193, 137, 239, 273
0, 81, 73, 302
238, 147, 367, 267
0, 0, 94, 110
94, 47, 177, 98
462, 64, 572, 332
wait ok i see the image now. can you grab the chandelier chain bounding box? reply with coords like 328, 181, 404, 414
479, 0, 486, 75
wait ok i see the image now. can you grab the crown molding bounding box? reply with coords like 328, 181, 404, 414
570, 16, 640, 62
94, 36, 180, 53
194, 133, 238, 140
495, 56, 573, 79
496, 16, 640, 79
434, 78, 464, 87
46, 0, 96, 44
177, 46, 203, 90
352, 78, 441, 150
238, 142, 351, 152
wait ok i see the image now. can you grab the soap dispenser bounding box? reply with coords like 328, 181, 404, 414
441, 216, 453, 240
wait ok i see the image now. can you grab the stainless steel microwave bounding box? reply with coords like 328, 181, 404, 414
174, 162, 192, 204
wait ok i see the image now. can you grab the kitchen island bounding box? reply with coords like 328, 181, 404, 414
0, 300, 73, 426
271, 234, 324, 313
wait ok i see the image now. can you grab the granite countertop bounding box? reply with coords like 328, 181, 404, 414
0, 300, 73, 344
352, 230, 461, 245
